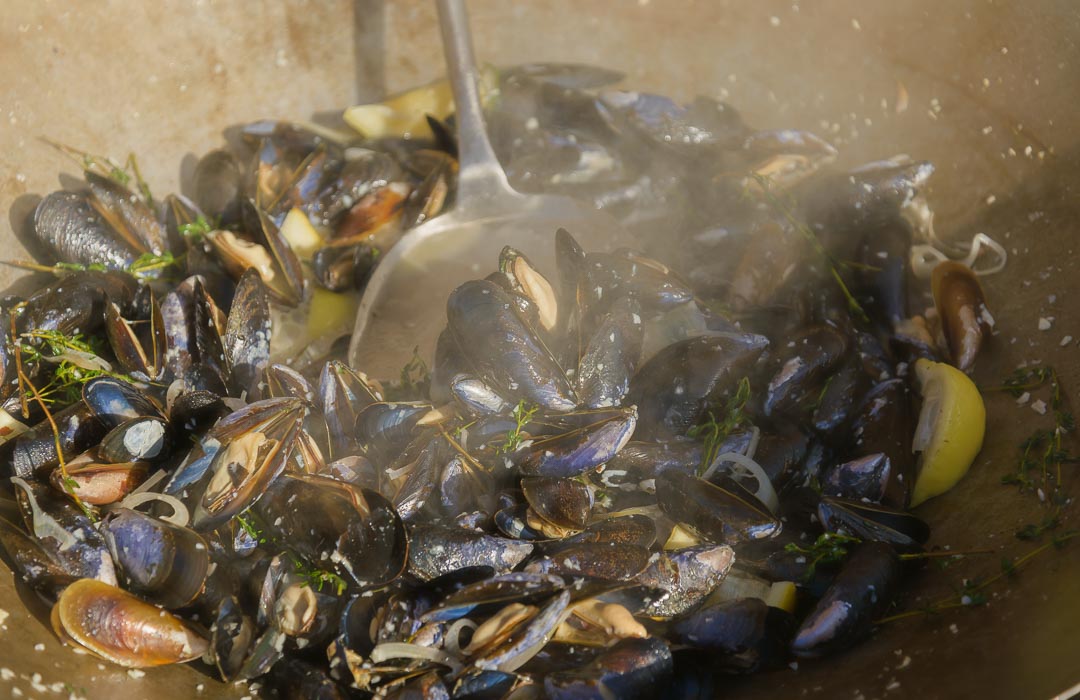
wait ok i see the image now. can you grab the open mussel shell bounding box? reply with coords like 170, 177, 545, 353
422, 572, 567, 623
472, 589, 572, 673
494, 504, 544, 540
521, 476, 593, 531
263, 362, 317, 404
401, 150, 453, 229
207, 202, 305, 306
50, 451, 148, 506
209, 596, 256, 682
817, 496, 930, 553
257, 474, 408, 589
161, 275, 230, 394
105, 295, 166, 380
656, 470, 781, 545
499, 246, 559, 332
102, 508, 210, 609
51, 578, 209, 667
191, 397, 307, 530
791, 541, 902, 658
320, 360, 384, 457
84, 170, 167, 255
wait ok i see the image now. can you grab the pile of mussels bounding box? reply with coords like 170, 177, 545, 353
0, 65, 995, 698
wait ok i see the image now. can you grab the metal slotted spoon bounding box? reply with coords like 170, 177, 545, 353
347, 0, 624, 375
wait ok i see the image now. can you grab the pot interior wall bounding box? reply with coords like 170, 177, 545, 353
0, 1, 1078, 698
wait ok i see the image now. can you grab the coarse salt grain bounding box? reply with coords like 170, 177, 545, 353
1060, 335, 1072, 347
127, 669, 145, 679
1031, 399, 1047, 415
1038, 317, 1052, 331
1016, 392, 1030, 406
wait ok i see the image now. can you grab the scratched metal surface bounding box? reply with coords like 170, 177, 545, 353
0, 2, 1077, 698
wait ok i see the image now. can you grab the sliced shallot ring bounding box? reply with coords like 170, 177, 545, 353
910, 233, 1007, 280
701, 451, 780, 515
118, 491, 191, 527
369, 642, 463, 673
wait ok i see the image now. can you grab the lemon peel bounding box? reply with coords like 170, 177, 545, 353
910, 358, 986, 506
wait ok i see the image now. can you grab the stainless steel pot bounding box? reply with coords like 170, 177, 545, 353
0, 2, 1078, 697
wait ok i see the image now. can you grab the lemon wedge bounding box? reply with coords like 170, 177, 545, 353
910, 358, 986, 506
344, 66, 499, 141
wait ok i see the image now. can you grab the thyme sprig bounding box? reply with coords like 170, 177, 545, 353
986, 366, 1077, 507
9, 312, 96, 520
14, 329, 132, 406
178, 215, 214, 244
688, 376, 752, 474
749, 172, 869, 322
877, 530, 1079, 624
42, 139, 155, 207
498, 400, 539, 454
290, 554, 348, 596
784, 532, 861, 580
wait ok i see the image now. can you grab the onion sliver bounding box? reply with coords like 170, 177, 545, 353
444, 619, 478, 657
118, 491, 191, 527
701, 452, 780, 514
370, 642, 463, 673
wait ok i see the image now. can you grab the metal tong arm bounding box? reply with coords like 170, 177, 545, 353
435, 0, 516, 209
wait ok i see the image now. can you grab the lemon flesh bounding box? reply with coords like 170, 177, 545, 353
344, 66, 498, 141
910, 358, 987, 506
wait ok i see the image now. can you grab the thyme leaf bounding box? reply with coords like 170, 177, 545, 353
688, 376, 752, 474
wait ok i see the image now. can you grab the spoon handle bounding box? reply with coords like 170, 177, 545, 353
435, 0, 514, 206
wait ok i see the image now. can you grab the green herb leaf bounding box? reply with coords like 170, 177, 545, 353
178, 215, 214, 244
498, 400, 539, 454
688, 376, 752, 474
784, 532, 861, 580
291, 555, 347, 596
